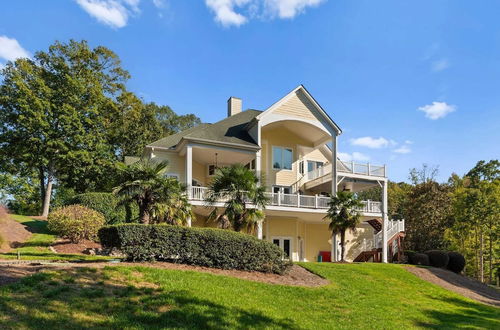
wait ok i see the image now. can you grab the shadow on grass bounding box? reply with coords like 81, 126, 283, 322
0, 268, 298, 329
20, 219, 53, 235
414, 295, 500, 328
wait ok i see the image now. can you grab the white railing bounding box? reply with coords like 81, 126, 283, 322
190, 187, 381, 213
305, 161, 386, 182
373, 219, 405, 249
338, 160, 386, 177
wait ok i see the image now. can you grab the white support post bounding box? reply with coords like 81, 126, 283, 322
314, 194, 318, 208
257, 221, 263, 239
331, 134, 338, 196
297, 192, 300, 207
382, 180, 389, 263
255, 150, 261, 184
186, 216, 192, 227
331, 134, 338, 262
186, 145, 192, 199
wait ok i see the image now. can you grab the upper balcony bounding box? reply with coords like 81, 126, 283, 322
301, 160, 386, 192
189, 186, 382, 216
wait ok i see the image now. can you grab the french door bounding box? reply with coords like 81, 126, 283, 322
272, 237, 292, 259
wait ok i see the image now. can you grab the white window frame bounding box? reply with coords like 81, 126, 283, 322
272, 146, 293, 171
166, 173, 180, 180
271, 236, 293, 260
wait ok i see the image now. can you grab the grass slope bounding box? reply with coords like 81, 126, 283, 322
0, 263, 498, 329
0, 215, 111, 261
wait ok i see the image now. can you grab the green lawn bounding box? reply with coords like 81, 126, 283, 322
0, 263, 497, 329
0, 215, 112, 261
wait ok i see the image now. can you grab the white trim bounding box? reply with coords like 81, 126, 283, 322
256, 85, 342, 135
271, 236, 294, 261
166, 173, 180, 180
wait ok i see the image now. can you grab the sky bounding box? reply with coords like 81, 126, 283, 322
1, 0, 499, 182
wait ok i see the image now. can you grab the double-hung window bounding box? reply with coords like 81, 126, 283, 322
272, 147, 292, 170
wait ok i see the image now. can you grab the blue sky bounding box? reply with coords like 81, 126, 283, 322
1, 0, 499, 182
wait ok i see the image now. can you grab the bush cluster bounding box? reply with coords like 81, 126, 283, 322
425, 250, 450, 268
69, 192, 138, 224
447, 252, 466, 273
405, 249, 465, 273
48, 205, 105, 243
99, 224, 291, 274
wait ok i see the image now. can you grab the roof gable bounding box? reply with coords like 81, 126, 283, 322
257, 85, 342, 135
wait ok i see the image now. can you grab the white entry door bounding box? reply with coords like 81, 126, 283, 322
272, 237, 292, 259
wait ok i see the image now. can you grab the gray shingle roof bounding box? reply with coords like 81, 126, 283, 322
148, 109, 262, 149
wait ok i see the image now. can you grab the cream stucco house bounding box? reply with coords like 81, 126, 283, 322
136, 85, 405, 263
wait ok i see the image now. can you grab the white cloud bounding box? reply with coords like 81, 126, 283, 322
418, 101, 456, 120
0, 36, 30, 62
265, 0, 325, 18
152, 0, 165, 8
205, 0, 250, 27
204, 0, 325, 27
338, 152, 370, 162
350, 136, 389, 149
404, 140, 413, 144
394, 145, 411, 154
432, 58, 450, 72
76, 0, 141, 28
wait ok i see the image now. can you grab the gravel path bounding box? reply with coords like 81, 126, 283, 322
407, 266, 500, 307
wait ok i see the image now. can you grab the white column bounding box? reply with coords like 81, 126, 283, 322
257, 221, 263, 239
331, 134, 338, 196
382, 179, 389, 263
186, 145, 193, 199
332, 233, 338, 262
186, 216, 192, 227
255, 150, 261, 183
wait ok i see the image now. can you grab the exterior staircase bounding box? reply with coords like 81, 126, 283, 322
354, 219, 405, 263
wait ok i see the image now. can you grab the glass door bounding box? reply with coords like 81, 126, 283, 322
272, 237, 292, 259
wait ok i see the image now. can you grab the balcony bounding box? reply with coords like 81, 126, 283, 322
307, 161, 386, 181
190, 186, 382, 214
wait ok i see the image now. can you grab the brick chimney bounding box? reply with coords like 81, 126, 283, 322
227, 97, 242, 117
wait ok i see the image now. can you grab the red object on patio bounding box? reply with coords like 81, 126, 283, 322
319, 251, 331, 262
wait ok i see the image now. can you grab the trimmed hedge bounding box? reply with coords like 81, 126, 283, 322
99, 224, 291, 274
69, 192, 138, 224
409, 253, 430, 266
447, 251, 466, 273
425, 250, 450, 268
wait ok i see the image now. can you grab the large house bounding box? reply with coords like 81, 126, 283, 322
133, 85, 405, 263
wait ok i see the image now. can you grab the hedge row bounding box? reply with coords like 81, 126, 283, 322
69, 192, 138, 224
406, 250, 465, 273
98, 224, 291, 274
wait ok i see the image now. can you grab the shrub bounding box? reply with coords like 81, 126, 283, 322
69, 192, 138, 224
447, 251, 466, 273
409, 253, 430, 266
99, 224, 291, 274
425, 250, 449, 268
48, 205, 105, 243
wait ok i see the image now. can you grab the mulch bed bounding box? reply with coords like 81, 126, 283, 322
406, 266, 500, 307
0, 262, 329, 287
51, 239, 102, 255
0, 210, 32, 253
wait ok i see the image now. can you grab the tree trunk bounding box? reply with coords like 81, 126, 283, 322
38, 166, 46, 213
480, 227, 484, 283
139, 206, 150, 224
340, 230, 346, 262
41, 165, 53, 218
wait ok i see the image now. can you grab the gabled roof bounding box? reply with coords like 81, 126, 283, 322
148, 109, 262, 150
256, 85, 342, 135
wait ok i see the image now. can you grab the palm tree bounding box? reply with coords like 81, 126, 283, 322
324, 191, 364, 262
114, 160, 192, 224
205, 164, 269, 233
